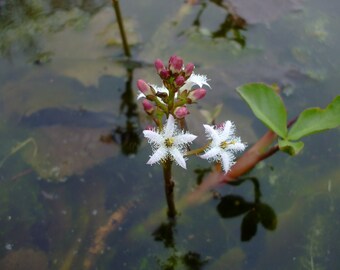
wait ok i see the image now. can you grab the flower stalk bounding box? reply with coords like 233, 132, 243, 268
112, 0, 131, 57
162, 159, 177, 218
138, 55, 245, 218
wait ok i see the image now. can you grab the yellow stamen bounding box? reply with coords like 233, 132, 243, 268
165, 138, 174, 147
220, 140, 235, 149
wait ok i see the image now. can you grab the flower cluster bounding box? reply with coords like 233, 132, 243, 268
137, 55, 210, 120
138, 55, 246, 173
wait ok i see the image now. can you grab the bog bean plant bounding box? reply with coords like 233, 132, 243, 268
137, 55, 340, 218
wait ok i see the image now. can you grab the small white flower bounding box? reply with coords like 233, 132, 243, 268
137, 84, 168, 100
200, 121, 246, 173
181, 73, 211, 91
143, 115, 197, 169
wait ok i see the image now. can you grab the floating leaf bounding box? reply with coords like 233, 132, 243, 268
237, 83, 288, 138
278, 139, 304, 156
287, 96, 340, 140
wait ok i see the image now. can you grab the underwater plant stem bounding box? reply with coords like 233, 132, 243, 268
112, 0, 131, 57
162, 159, 177, 218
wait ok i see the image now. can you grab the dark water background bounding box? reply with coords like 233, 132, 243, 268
0, 0, 339, 269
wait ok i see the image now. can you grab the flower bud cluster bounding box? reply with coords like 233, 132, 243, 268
137, 55, 210, 120
139, 56, 246, 173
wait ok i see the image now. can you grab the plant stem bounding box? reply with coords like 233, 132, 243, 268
112, 0, 131, 57
185, 141, 211, 156
162, 159, 177, 218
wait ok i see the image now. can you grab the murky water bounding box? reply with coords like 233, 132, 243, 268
0, 0, 339, 269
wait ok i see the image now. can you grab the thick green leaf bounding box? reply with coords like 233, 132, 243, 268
288, 96, 340, 140
237, 83, 288, 138
278, 139, 304, 156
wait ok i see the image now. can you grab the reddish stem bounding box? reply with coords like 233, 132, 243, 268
182, 118, 299, 208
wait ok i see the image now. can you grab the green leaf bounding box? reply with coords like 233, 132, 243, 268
288, 96, 340, 140
237, 83, 288, 138
278, 139, 304, 156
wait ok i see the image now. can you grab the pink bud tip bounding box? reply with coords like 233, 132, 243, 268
184, 63, 195, 77
142, 99, 154, 114
154, 59, 165, 73
188, 88, 206, 102
137, 79, 153, 96
168, 55, 183, 74
174, 106, 189, 119
159, 69, 171, 80
216, 123, 224, 129
174, 75, 185, 87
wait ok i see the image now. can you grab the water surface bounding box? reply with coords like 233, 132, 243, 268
0, 0, 339, 269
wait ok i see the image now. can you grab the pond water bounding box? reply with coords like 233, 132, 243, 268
0, 0, 339, 269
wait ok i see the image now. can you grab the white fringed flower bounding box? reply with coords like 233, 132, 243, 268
181, 73, 211, 91
200, 121, 246, 173
143, 115, 197, 169
137, 84, 168, 100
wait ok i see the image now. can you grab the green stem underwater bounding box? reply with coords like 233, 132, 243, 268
112, 0, 131, 57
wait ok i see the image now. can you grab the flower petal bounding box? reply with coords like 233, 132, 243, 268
188, 73, 211, 88
151, 84, 169, 94
200, 147, 221, 160
147, 147, 167, 165
229, 140, 246, 152
203, 124, 221, 144
143, 130, 164, 145
173, 133, 197, 146
164, 115, 176, 138
220, 151, 235, 173
220, 121, 234, 141
169, 148, 187, 169
137, 91, 145, 100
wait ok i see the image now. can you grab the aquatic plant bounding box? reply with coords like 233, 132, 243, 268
138, 55, 340, 218
138, 55, 246, 217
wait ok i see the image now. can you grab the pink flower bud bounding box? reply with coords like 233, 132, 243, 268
159, 69, 170, 80
184, 63, 195, 77
174, 75, 185, 87
142, 99, 154, 114
174, 106, 189, 119
216, 123, 224, 129
188, 88, 206, 102
154, 59, 165, 73
145, 125, 154, 131
168, 55, 183, 74
137, 79, 153, 96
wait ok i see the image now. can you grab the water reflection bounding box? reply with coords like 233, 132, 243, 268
100, 66, 141, 155
187, 0, 247, 47
152, 220, 208, 270
217, 177, 277, 241
0, 0, 131, 62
